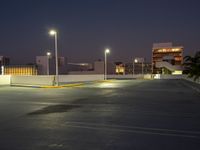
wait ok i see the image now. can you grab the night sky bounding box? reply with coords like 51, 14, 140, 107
0, 0, 200, 64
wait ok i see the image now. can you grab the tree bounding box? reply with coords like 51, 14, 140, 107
183, 51, 200, 81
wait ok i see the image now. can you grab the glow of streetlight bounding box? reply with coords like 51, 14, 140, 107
49, 30, 57, 36
105, 49, 110, 54
46, 52, 51, 56
134, 59, 138, 63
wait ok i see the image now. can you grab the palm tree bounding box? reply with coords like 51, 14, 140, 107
183, 51, 200, 81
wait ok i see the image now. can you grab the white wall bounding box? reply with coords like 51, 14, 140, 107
68, 71, 96, 75
59, 75, 104, 83
5, 74, 200, 86
108, 74, 142, 79
0, 75, 11, 85
108, 74, 153, 79
159, 75, 183, 79
11, 75, 54, 86
10, 75, 104, 86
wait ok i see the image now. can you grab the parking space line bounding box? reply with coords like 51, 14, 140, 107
180, 80, 200, 94
65, 121, 200, 139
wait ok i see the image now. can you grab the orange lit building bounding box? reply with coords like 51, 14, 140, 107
4, 65, 38, 75
115, 62, 125, 75
152, 43, 183, 74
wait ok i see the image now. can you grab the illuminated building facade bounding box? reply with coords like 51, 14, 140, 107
4, 65, 38, 75
115, 62, 125, 75
152, 43, 183, 74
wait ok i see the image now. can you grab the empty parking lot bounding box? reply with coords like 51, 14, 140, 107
0, 79, 200, 150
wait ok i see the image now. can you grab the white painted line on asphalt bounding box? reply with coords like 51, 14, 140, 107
65, 121, 200, 135
64, 123, 200, 139
180, 80, 200, 94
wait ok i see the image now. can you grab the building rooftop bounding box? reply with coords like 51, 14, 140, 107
153, 42, 183, 49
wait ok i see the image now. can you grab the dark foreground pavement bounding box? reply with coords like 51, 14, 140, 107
0, 79, 200, 150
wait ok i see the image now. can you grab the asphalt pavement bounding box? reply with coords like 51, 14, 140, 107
0, 79, 200, 150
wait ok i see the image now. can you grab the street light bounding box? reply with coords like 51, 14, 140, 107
104, 49, 110, 80
134, 58, 144, 75
1, 66, 4, 75
49, 30, 59, 86
46, 52, 51, 75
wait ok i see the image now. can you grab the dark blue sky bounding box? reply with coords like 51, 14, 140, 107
0, 0, 200, 64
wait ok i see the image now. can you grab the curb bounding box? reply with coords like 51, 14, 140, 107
11, 84, 43, 88
94, 80, 115, 83
11, 82, 85, 88
10, 80, 114, 88
61, 83, 84, 87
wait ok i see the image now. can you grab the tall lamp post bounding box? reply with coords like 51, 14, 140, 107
134, 58, 138, 74
134, 58, 144, 75
104, 49, 110, 80
49, 30, 59, 86
133, 58, 138, 75
1, 66, 4, 75
46, 52, 51, 75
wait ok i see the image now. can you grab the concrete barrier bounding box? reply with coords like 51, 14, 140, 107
0, 75, 11, 85
59, 74, 104, 83
182, 75, 200, 84
159, 74, 183, 79
11, 75, 54, 86
108, 74, 153, 79
10, 75, 104, 86
144, 74, 153, 79
108, 74, 142, 79
153, 74, 200, 84
6, 74, 200, 86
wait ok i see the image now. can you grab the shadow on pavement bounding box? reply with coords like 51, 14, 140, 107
27, 104, 81, 115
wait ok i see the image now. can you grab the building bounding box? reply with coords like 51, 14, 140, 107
122, 62, 152, 75
115, 62, 125, 75
36, 56, 67, 75
94, 60, 114, 74
3, 65, 37, 75
68, 60, 115, 75
67, 63, 93, 72
152, 42, 183, 74
93, 60, 103, 74
94, 60, 115, 74
133, 63, 152, 74
36, 56, 48, 75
